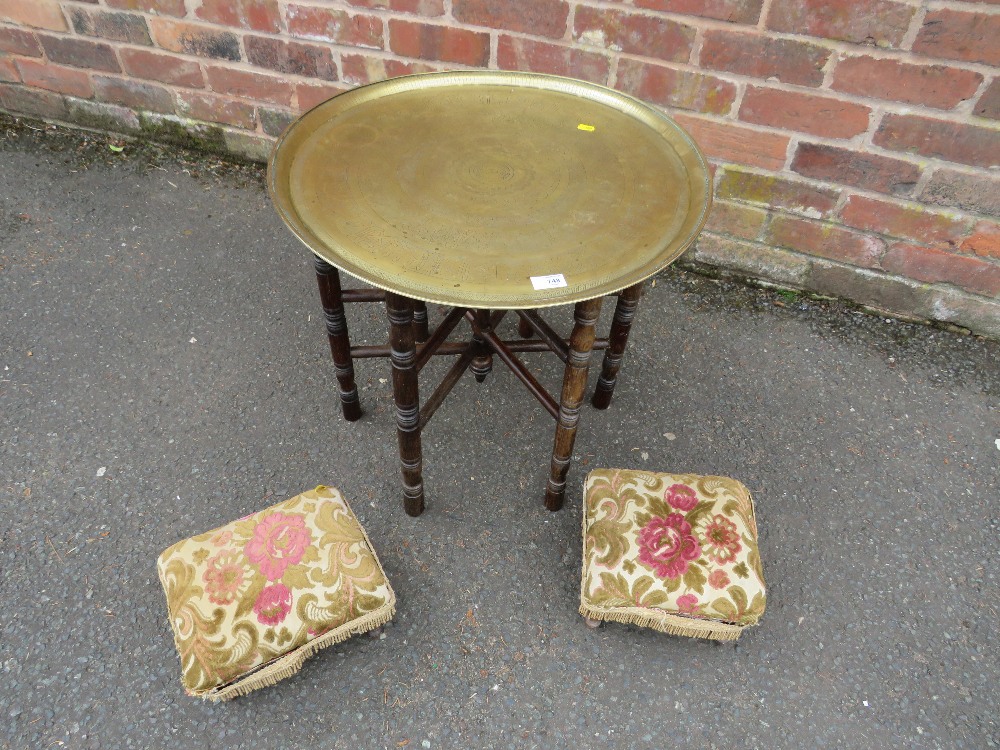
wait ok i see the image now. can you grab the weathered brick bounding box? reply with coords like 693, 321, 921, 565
70, 8, 151, 46
672, 113, 790, 171
791, 142, 920, 196
718, 167, 840, 216
973, 78, 1000, 121
806, 261, 934, 320
767, 215, 885, 268
688, 232, 811, 286
740, 87, 870, 139
573, 6, 695, 62
286, 5, 384, 49
913, 10, 1000, 67
454, 0, 568, 38
831, 56, 983, 110
960, 221, 1000, 260
259, 107, 297, 137
245, 37, 338, 81
196, 0, 281, 33
926, 286, 1000, 340
150, 19, 242, 62
840, 195, 972, 248
388, 20, 489, 65
616, 59, 737, 115
700, 30, 830, 87
106, 0, 186, 17
345, 0, 445, 15
921, 168, 1000, 217
206, 66, 294, 106
766, 0, 915, 48
882, 243, 1000, 297
223, 130, 274, 162
296, 81, 348, 110
14, 58, 94, 99
0, 28, 43, 57
93, 76, 174, 114
176, 90, 256, 128
704, 200, 768, 240
497, 36, 609, 85
38, 35, 120, 73
0, 81, 68, 118
67, 99, 141, 133
0, 56, 20, 84
874, 114, 1000, 169
340, 54, 436, 86
634, 0, 763, 25
0, 0, 68, 31
120, 49, 204, 88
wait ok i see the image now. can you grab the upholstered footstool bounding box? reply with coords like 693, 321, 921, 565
157, 485, 395, 700
580, 469, 766, 640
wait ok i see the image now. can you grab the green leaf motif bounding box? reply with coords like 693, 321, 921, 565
282, 563, 311, 590
234, 571, 267, 619
682, 564, 707, 595
711, 597, 738, 622
728, 585, 748, 614
685, 500, 716, 530
741, 592, 766, 624
732, 561, 750, 579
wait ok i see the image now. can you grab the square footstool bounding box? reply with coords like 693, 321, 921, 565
580, 469, 766, 640
157, 485, 395, 700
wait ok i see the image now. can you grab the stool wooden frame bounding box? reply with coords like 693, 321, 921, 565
313, 256, 644, 516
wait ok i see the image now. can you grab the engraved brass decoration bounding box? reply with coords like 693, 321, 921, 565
269, 71, 712, 309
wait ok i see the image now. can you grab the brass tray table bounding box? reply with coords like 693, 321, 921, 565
268, 72, 711, 516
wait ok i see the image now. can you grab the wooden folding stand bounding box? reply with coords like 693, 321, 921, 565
314, 257, 644, 516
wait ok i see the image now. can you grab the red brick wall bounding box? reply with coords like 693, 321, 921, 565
1, 0, 998, 335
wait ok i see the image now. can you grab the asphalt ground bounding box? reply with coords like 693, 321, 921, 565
1, 119, 998, 750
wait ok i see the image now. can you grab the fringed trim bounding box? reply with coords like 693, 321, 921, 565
579, 473, 751, 643
578, 602, 743, 642
205, 599, 396, 701
191, 487, 399, 702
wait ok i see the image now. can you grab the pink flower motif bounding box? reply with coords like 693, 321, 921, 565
254, 583, 293, 626
664, 483, 699, 512
245, 512, 312, 581
209, 530, 233, 547
636, 513, 702, 579
701, 514, 742, 565
708, 569, 731, 590
676, 593, 699, 614
203, 549, 246, 605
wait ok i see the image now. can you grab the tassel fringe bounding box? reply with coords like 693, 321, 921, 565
578, 602, 743, 641
205, 600, 396, 701
166, 489, 398, 703
579, 473, 749, 643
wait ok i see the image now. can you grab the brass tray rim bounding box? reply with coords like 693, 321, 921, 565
267, 70, 712, 309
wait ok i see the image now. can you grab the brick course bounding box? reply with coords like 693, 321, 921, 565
0, 0, 996, 336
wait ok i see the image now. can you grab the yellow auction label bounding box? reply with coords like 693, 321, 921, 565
577, 123, 595, 131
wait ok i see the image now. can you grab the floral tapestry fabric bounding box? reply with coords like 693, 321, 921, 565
157, 486, 395, 700
581, 469, 766, 640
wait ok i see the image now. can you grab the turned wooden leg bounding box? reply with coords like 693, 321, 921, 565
517, 313, 533, 338
413, 300, 430, 343
386, 291, 424, 516
546, 297, 602, 511
470, 308, 493, 383
592, 282, 643, 410
314, 255, 362, 422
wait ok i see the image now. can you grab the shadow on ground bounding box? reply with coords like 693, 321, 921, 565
1, 118, 998, 750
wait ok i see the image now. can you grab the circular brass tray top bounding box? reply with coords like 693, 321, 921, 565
268, 71, 711, 309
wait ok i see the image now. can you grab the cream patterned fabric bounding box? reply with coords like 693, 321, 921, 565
158, 486, 395, 700
581, 469, 766, 640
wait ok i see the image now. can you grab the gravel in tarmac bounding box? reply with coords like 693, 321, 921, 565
1, 119, 997, 750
